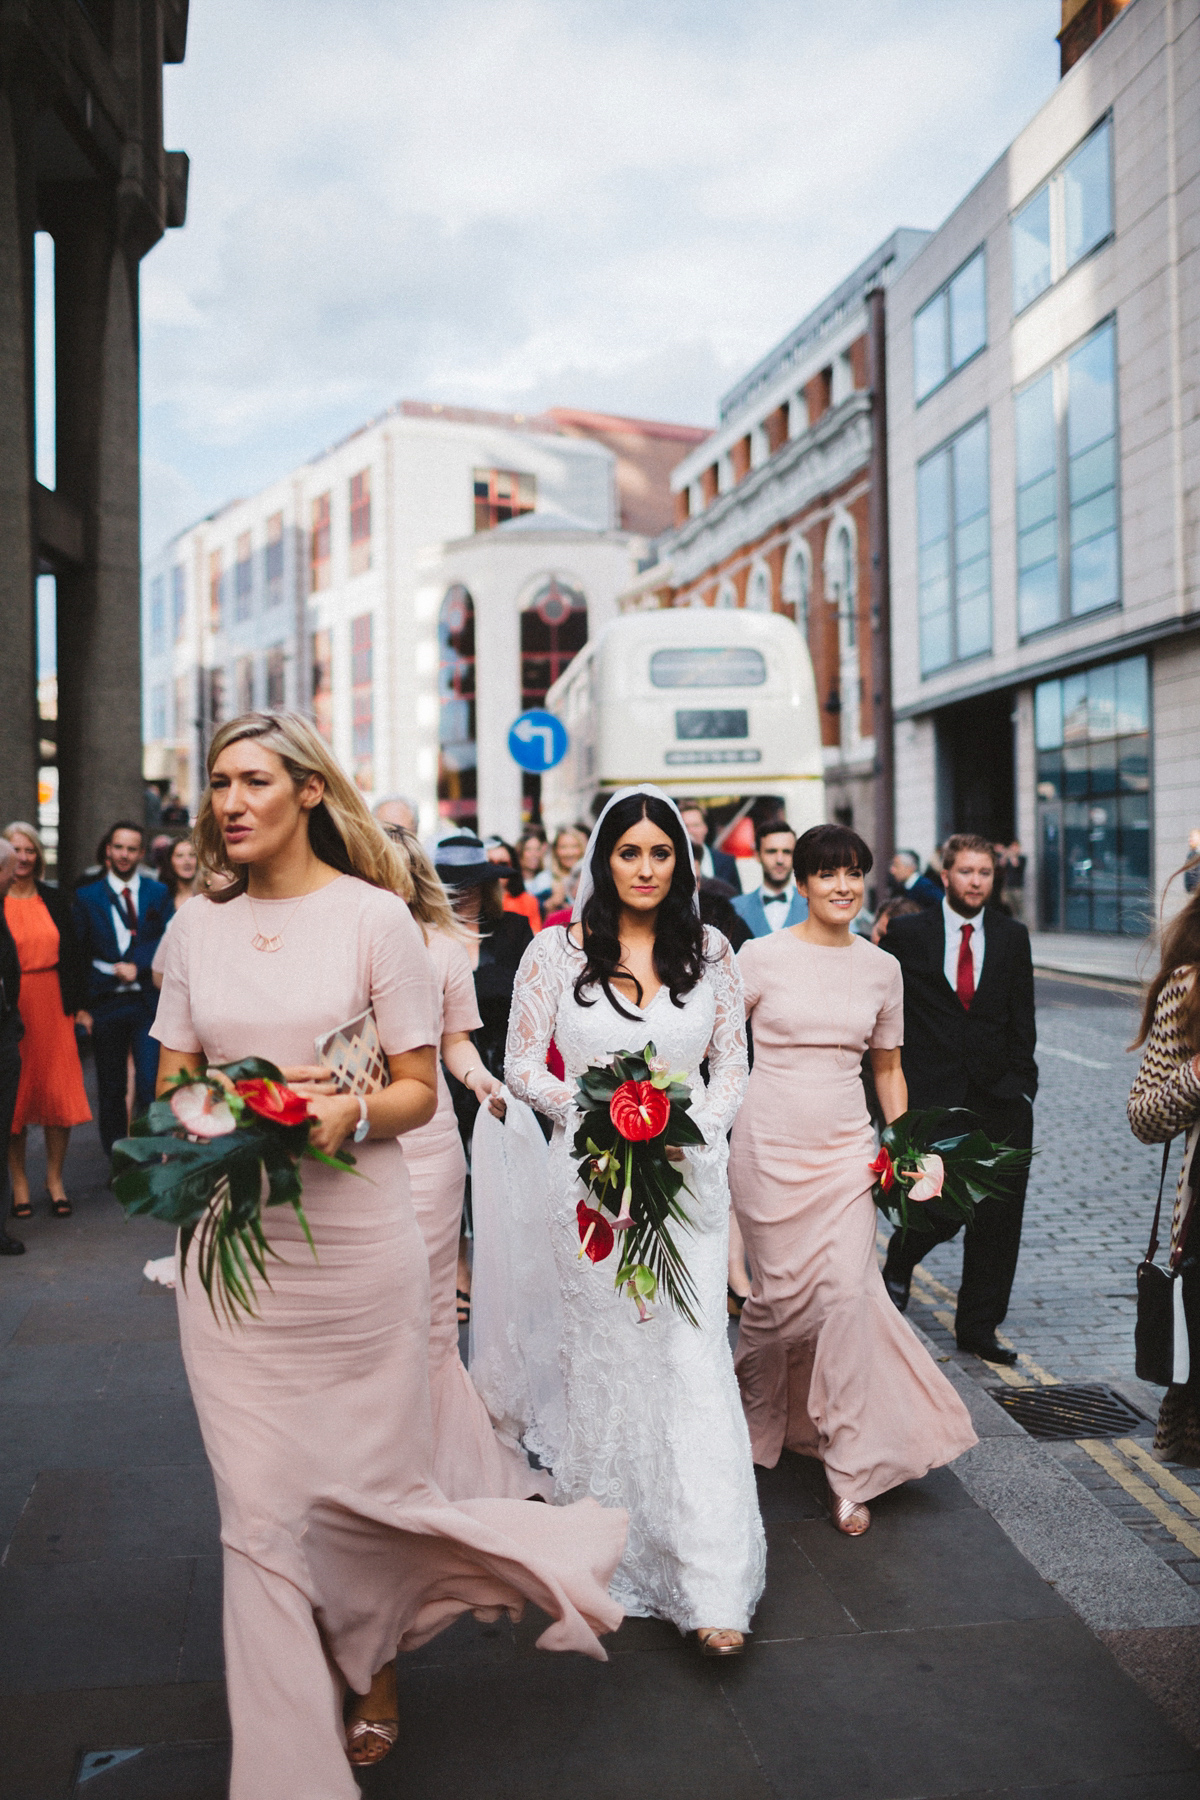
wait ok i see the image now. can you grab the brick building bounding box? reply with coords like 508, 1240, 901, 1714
645, 231, 928, 840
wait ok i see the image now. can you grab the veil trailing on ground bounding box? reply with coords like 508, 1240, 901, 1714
570, 784, 701, 922
469, 1097, 567, 1469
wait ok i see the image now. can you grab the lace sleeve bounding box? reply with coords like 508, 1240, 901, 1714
504, 929, 575, 1127
691, 929, 749, 1145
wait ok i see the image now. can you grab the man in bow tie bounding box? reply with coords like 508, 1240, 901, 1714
731, 819, 808, 939
878, 834, 1037, 1365
72, 822, 171, 1155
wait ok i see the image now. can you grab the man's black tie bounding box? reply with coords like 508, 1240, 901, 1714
762, 891, 788, 905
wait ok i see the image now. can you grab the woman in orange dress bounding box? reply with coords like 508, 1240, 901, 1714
3, 822, 91, 1219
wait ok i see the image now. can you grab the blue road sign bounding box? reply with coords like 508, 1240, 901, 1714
508, 709, 569, 773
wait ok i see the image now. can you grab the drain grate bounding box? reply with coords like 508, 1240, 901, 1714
987, 1383, 1150, 1440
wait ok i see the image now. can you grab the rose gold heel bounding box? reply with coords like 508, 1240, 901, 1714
696, 1627, 744, 1656
831, 1496, 871, 1536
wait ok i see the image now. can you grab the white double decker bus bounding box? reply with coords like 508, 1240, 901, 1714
541, 608, 825, 838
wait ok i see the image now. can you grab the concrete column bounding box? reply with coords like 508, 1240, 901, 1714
0, 90, 39, 829
51, 190, 145, 880
473, 575, 523, 840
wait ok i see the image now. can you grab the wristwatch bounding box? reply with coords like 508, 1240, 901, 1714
353, 1096, 370, 1144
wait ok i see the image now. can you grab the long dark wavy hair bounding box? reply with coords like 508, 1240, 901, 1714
573, 794, 707, 1022
1133, 876, 1200, 1050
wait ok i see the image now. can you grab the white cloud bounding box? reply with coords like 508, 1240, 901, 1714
141, 0, 1059, 554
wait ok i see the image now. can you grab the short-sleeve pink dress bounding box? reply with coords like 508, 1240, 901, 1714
401, 928, 546, 1499
153, 878, 626, 1800
729, 931, 976, 1503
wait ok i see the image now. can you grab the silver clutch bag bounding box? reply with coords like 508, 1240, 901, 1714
314, 1007, 392, 1096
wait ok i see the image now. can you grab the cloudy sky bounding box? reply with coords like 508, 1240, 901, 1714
141, 0, 1060, 556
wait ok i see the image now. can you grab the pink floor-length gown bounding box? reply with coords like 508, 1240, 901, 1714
153, 879, 625, 1800
730, 930, 977, 1503
403, 928, 548, 1499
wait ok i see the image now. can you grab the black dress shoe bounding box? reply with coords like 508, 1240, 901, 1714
958, 1335, 1018, 1366
882, 1271, 910, 1313
0, 1230, 26, 1256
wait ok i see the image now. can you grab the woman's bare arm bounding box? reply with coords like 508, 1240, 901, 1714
869, 1047, 907, 1126
442, 1029, 506, 1119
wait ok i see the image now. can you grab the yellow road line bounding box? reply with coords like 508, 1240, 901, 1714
907, 1267, 1061, 1387
1077, 1438, 1200, 1558
1116, 1438, 1200, 1521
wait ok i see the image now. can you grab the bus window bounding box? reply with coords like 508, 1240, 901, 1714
649, 646, 767, 688
675, 708, 749, 739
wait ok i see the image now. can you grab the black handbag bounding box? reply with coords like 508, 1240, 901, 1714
1136, 1139, 1200, 1385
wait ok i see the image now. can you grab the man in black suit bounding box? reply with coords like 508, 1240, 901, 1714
880, 833, 1037, 1365
0, 840, 26, 1255
679, 803, 740, 889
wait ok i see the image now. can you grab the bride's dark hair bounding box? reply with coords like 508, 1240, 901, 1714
573, 793, 707, 1022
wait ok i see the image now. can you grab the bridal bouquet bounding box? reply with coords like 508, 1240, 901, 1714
571, 1041, 706, 1325
870, 1107, 1033, 1238
111, 1059, 357, 1320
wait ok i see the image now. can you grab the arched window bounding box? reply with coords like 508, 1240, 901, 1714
438, 585, 477, 828
827, 521, 857, 648
782, 537, 811, 634
520, 577, 587, 820
745, 564, 772, 613
714, 579, 737, 610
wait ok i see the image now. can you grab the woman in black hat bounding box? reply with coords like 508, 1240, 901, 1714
434, 837, 535, 1318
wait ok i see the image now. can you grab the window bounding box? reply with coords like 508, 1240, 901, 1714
311, 628, 333, 742
172, 564, 186, 641
782, 539, 811, 635
650, 647, 767, 688
208, 551, 223, 631
714, 580, 737, 610
520, 579, 586, 821
266, 645, 286, 709
438, 586, 477, 825
234, 531, 253, 621
828, 523, 857, 649
175, 674, 189, 741
206, 666, 225, 728
913, 248, 986, 400
349, 470, 371, 576
1016, 318, 1119, 637
149, 575, 165, 656
1012, 118, 1112, 314
1035, 654, 1149, 935
351, 613, 373, 790
265, 512, 284, 605
150, 684, 167, 739
745, 566, 772, 613
474, 468, 535, 531
310, 492, 331, 592
917, 415, 991, 674
235, 654, 254, 714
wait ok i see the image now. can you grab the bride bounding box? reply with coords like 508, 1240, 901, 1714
503, 786, 765, 1654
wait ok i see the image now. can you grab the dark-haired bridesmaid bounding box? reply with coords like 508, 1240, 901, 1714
730, 824, 977, 1537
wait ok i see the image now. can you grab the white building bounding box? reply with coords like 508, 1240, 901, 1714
141, 403, 673, 832
887, 0, 1199, 937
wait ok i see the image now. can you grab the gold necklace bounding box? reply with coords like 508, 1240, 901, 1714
247, 890, 312, 953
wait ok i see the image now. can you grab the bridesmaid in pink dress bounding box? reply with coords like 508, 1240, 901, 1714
383, 823, 549, 1500
730, 824, 976, 1536
154, 713, 626, 1798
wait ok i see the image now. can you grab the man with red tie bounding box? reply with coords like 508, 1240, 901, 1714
878, 834, 1038, 1364
72, 823, 171, 1156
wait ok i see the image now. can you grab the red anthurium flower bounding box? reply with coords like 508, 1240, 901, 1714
610, 1080, 670, 1142
868, 1146, 895, 1192
576, 1200, 615, 1263
234, 1078, 311, 1127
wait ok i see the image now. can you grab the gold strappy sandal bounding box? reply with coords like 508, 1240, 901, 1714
345, 1717, 398, 1766
696, 1627, 744, 1657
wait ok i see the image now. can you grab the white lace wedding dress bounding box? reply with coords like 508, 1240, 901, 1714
503, 925, 766, 1632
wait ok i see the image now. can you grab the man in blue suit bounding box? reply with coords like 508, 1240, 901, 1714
731, 819, 808, 938
888, 848, 943, 909
73, 821, 171, 1154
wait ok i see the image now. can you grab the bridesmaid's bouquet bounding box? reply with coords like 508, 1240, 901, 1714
111, 1059, 358, 1321
870, 1107, 1033, 1238
571, 1041, 706, 1326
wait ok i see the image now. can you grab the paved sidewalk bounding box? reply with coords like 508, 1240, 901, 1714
3, 1076, 1200, 1797
1027, 931, 1153, 987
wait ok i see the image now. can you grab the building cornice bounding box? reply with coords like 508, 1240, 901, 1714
660, 393, 872, 587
